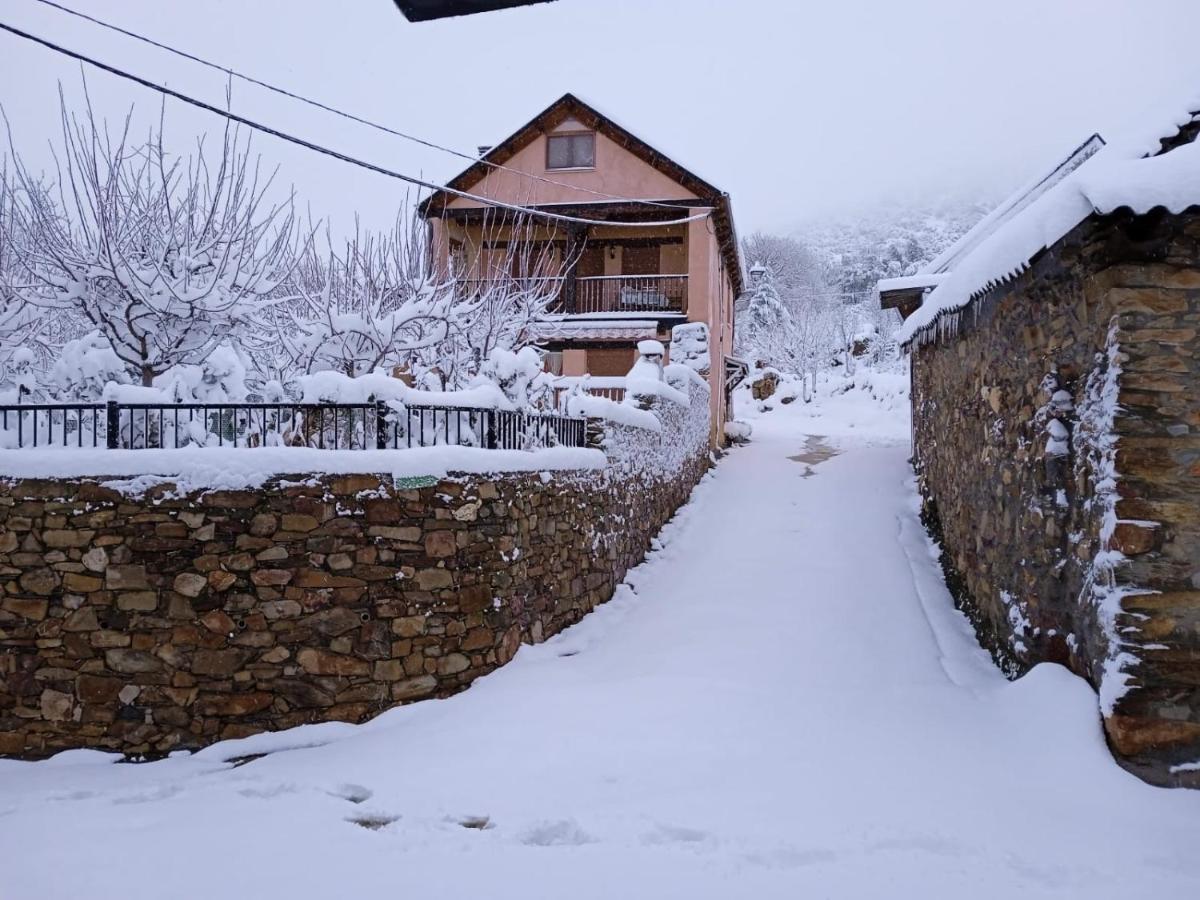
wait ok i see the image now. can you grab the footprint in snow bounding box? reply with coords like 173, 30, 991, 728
111, 784, 182, 805
328, 783, 373, 804
47, 789, 100, 802
642, 823, 711, 846
236, 782, 298, 800
347, 812, 399, 831
458, 815, 493, 830
520, 819, 596, 847
743, 845, 840, 869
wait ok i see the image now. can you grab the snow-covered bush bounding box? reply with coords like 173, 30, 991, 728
154, 343, 251, 404
0, 346, 43, 403
724, 420, 752, 443
50, 331, 131, 400
479, 345, 543, 409
669, 322, 710, 374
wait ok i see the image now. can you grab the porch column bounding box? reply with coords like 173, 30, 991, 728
563, 224, 586, 314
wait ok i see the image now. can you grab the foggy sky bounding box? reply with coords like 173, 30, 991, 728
2, 0, 1199, 235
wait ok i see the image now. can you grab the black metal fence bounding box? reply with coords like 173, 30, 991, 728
0, 401, 588, 451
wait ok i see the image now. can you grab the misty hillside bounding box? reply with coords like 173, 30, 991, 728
796, 198, 992, 297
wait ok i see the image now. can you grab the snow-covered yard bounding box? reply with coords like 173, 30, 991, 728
2, 372, 1198, 900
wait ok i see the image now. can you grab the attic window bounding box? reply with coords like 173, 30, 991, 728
547, 132, 595, 170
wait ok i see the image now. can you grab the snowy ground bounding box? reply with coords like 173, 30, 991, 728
3, 368, 1199, 899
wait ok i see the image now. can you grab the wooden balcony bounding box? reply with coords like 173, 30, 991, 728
574, 275, 686, 314
455, 274, 687, 315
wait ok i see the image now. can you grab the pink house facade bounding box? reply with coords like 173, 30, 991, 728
419, 93, 744, 443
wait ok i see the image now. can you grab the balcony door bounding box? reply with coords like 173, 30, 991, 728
621, 244, 660, 276
577, 244, 605, 278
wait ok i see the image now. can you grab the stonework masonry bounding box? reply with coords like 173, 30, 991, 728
910, 207, 1200, 785
0, 383, 710, 758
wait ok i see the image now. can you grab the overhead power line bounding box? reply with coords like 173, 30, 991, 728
0, 20, 711, 229
28, 0, 698, 212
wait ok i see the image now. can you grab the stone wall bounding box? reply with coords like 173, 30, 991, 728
0, 386, 709, 759
910, 208, 1200, 785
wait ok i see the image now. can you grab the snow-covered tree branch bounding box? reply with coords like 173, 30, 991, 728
3, 96, 296, 386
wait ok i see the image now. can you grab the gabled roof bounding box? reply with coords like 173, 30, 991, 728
893, 92, 1200, 346
418, 93, 743, 294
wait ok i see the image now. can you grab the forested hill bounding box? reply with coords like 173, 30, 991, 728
795, 198, 992, 297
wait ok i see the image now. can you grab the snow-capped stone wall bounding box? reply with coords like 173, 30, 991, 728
910, 207, 1200, 785
0, 386, 710, 759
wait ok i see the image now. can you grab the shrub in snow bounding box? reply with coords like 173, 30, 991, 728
255, 379, 288, 404
50, 331, 131, 400
724, 420, 752, 443
0, 346, 43, 403
154, 343, 251, 404
669, 322, 710, 374
479, 346, 543, 409
625, 340, 668, 409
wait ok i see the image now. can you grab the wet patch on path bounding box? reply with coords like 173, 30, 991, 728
788, 435, 840, 477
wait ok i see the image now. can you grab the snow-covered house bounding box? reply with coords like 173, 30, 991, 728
419, 93, 743, 443
877, 95, 1200, 785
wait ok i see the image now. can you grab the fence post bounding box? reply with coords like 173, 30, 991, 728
485, 410, 497, 449
375, 401, 388, 450
105, 400, 119, 449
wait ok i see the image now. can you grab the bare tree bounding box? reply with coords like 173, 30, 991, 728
741, 231, 828, 298
3, 95, 295, 386
0, 179, 66, 387
253, 208, 561, 391
262, 216, 459, 379
439, 208, 567, 388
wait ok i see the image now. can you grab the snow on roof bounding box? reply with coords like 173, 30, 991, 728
877, 273, 949, 293
1080, 136, 1200, 215
532, 318, 660, 341
919, 134, 1106, 277
898, 92, 1200, 346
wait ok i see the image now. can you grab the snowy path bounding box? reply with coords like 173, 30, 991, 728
2, 379, 1199, 899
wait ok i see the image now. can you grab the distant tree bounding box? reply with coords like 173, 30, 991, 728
740, 231, 827, 298
795, 199, 989, 296
736, 263, 797, 370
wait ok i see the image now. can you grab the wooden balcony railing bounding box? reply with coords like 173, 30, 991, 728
454, 274, 687, 315
574, 275, 686, 314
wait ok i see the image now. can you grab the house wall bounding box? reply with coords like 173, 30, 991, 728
425, 119, 738, 445
445, 120, 699, 210
909, 209, 1200, 785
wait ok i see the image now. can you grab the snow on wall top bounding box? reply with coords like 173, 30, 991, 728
898, 93, 1200, 347
0, 445, 605, 495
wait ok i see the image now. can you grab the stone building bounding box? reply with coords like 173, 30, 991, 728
879, 96, 1200, 784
